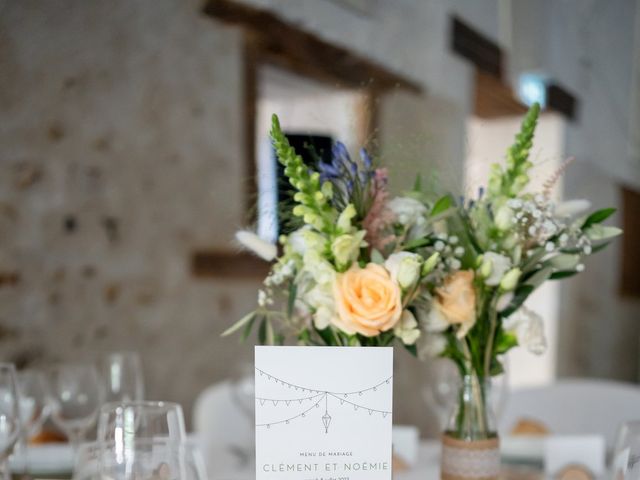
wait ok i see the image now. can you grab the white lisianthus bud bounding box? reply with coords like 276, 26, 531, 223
235, 230, 277, 261
393, 310, 421, 345
337, 204, 357, 232
496, 292, 514, 311
422, 252, 440, 275
331, 231, 367, 268
499, 267, 521, 291
385, 252, 423, 289
479, 252, 511, 287
494, 205, 515, 231
555, 199, 591, 218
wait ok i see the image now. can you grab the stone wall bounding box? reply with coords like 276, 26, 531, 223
0, 0, 260, 421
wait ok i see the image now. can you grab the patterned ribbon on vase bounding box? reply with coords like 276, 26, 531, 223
440, 434, 500, 480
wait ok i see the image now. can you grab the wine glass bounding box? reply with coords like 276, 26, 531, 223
611, 420, 640, 479
97, 401, 186, 446
49, 364, 104, 447
16, 369, 52, 475
422, 358, 461, 429
0, 363, 21, 480
102, 352, 144, 402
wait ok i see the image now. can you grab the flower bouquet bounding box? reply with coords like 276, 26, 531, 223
224, 103, 621, 479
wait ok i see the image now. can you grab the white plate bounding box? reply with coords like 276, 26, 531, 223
10, 444, 74, 476
500, 435, 546, 463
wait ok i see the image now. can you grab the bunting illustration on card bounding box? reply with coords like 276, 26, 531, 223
255, 367, 392, 433
255, 346, 393, 480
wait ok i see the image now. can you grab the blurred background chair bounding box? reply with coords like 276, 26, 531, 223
500, 379, 640, 447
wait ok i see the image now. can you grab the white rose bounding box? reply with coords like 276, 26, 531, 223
417, 333, 447, 359
480, 252, 511, 286
388, 197, 427, 226
393, 310, 421, 345
385, 252, 423, 289
503, 306, 547, 355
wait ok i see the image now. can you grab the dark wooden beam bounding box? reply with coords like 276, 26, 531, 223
451, 16, 503, 79
203, 0, 423, 94
191, 251, 270, 279
546, 83, 578, 121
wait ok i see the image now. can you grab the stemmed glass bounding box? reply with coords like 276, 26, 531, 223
102, 352, 144, 402
49, 364, 104, 447
16, 369, 52, 475
0, 363, 21, 480
97, 401, 186, 446
422, 358, 461, 430
611, 420, 640, 479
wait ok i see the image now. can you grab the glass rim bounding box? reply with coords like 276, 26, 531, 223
100, 400, 183, 413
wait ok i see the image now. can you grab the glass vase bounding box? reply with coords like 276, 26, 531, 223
440, 372, 500, 480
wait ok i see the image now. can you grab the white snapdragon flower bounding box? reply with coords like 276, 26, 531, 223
393, 310, 421, 345
288, 227, 327, 256
235, 230, 277, 261
331, 231, 367, 267
385, 252, 423, 289
503, 306, 547, 355
304, 283, 337, 330
479, 252, 511, 287
388, 197, 427, 227
303, 250, 336, 286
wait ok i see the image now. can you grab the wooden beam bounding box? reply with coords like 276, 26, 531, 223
546, 83, 578, 121
203, 0, 423, 94
191, 251, 270, 279
474, 71, 527, 118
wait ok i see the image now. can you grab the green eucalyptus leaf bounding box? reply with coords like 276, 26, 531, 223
431, 195, 453, 217
257, 317, 267, 345
221, 311, 256, 337
550, 270, 578, 280
582, 208, 616, 229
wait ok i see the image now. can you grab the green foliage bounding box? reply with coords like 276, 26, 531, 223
488, 103, 540, 198
270, 115, 336, 233
582, 208, 616, 229
431, 194, 454, 216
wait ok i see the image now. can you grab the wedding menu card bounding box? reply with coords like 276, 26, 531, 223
255, 346, 393, 480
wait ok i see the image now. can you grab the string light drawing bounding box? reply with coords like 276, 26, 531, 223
255, 368, 392, 433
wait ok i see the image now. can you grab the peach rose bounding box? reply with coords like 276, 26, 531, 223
333, 263, 402, 337
434, 270, 477, 337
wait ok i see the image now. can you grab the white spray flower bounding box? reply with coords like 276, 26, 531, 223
393, 310, 421, 345
388, 197, 427, 226
503, 306, 547, 355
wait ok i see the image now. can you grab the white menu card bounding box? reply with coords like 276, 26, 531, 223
255, 346, 393, 480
